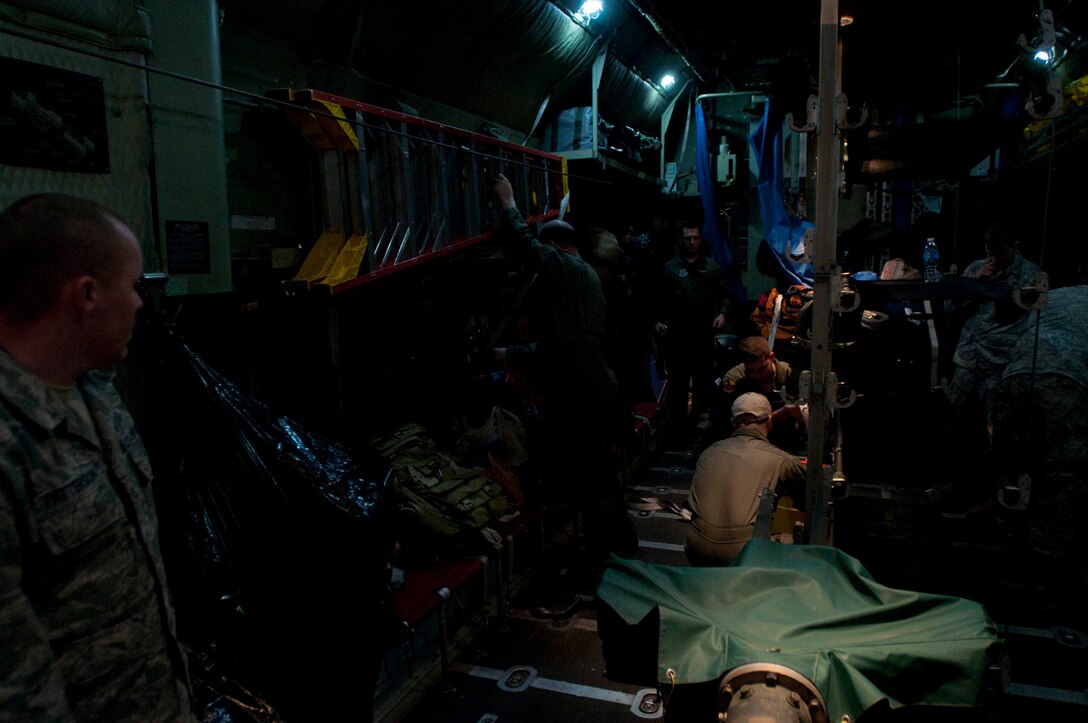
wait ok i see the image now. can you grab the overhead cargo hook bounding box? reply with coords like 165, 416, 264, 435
1017, 8, 1056, 57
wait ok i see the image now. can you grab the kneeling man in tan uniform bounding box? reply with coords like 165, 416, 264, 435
685, 392, 806, 565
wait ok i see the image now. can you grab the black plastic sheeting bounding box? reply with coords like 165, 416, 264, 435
139, 324, 395, 721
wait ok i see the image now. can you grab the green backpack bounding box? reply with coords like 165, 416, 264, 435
369, 423, 510, 537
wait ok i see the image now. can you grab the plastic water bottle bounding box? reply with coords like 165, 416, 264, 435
923, 237, 940, 282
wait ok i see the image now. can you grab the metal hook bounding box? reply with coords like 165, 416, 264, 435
1020, 9, 1063, 119
831, 274, 861, 313
787, 95, 818, 132
828, 372, 857, 409
1017, 8, 1056, 56
998, 473, 1032, 510
798, 371, 856, 408
836, 94, 868, 130
1025, 75, 1064, 120
798, 370, 811, 405
790, 227, 815, 265
1013, 271, 1050, 310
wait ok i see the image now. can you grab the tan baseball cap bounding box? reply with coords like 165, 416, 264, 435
731, 392, 772, 423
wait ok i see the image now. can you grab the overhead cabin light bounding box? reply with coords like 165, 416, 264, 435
660, 73, 676, 89
580, 0, 603, 17
574, 0, 603, 24
1034, 48, 1052, 64
839, 14, 854, 27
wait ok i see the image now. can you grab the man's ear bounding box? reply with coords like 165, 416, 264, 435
68, 275, 99, 315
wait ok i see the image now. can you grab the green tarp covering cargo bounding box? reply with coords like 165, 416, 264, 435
596, 539, 1002, 721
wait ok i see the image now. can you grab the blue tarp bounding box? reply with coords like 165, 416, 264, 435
747, 99, 815, 287
695, 103, 747, 304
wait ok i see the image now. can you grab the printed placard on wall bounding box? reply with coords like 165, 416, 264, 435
166, 220, 211, 274
0, 58, 110, 173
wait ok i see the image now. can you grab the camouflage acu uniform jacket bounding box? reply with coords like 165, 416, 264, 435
954, 251, 1041, 368
1002, 285, 1088, 386
0, 349, 192, 721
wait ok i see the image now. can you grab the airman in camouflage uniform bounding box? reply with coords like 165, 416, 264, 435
946, 222, 1040, 432
0, 194, 194, 721
993, 285, 1088, 572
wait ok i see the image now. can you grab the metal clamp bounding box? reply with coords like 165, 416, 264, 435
1026, 75, 1064, 120
787, 95, 818, 132
789, 226, 815, 265
1018, 8, 1056, 57
777, 386, 802, 406
1020, 10, 1064, 120
798, 370, 811, 404
836, 94, 868, 130
828, 371, 856, 409
798, 371, 854, 408
831, 273, 861, 313
1013, 271, 1050, 310
998, 472, 1032, 510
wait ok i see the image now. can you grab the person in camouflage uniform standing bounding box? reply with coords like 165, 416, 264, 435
992, 283, 1088, 610
0, 195, 195, 721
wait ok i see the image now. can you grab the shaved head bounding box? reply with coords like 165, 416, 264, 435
539, 219, 576, 247
0, 194, 132, 324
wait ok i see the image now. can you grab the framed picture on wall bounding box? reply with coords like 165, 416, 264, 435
0, 57, 110, 173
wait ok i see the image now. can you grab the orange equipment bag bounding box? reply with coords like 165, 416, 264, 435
751, 285, 811, 343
